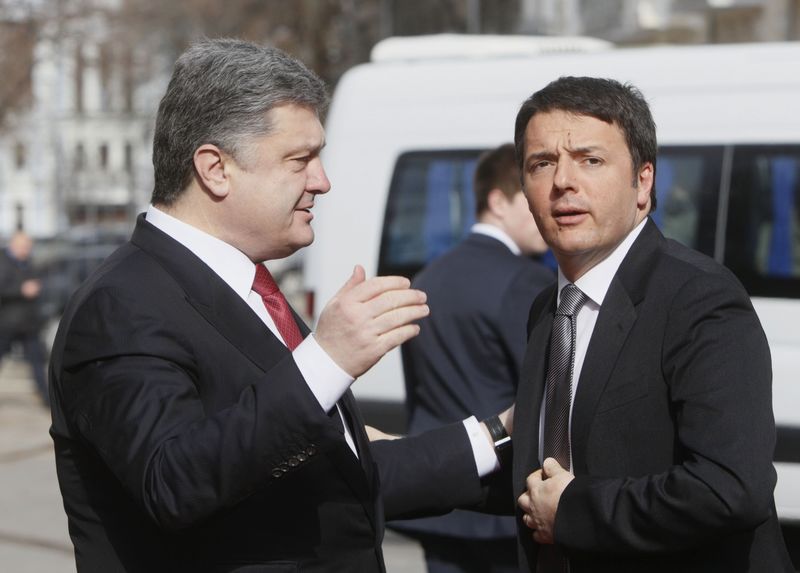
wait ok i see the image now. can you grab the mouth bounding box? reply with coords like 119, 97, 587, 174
552, 205, 588, 225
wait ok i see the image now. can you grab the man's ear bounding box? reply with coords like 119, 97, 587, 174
637, 162, 654, 210
486, 188, 510, 218
193, 144, 231, 199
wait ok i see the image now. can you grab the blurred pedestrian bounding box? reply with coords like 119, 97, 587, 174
397, 143, 554, 573
0, 230, 49, 406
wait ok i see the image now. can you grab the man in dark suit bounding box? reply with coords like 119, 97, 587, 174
398, 143, 553, 572
512, 77, 793, 572
49, 39, 510, 573
0, 230, 48, 406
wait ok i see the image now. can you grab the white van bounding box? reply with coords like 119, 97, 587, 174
302, 36, 800, 531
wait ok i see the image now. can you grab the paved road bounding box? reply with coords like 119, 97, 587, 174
0, 358, 427, 572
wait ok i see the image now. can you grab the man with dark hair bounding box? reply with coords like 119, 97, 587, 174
49, 38, 509, 573
510, 76, 792, 572
397, 143, 553, 573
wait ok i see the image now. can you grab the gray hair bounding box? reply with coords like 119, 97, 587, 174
151, 38, 329, 205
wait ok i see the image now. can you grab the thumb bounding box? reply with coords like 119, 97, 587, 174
543, 457, 565, 477
338, 264, 366, 294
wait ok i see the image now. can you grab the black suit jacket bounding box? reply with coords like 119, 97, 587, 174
49, 215, 483, 573
512, 219, 793, 572
398, 232, 553, 539
0, 249, 43, 337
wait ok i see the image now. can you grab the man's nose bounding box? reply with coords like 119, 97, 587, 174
552, 158, 577, 192
307, 157, 331, 194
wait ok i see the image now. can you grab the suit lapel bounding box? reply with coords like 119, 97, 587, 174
131, 215, 380, 528
317, 391, 378, 529
130, 214, 303, 373
513, 286, 557, 494
569, 219, 662, 475
569, 277, 637, 474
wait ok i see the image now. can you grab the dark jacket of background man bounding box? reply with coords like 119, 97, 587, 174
0, 230, 48, 405
398, 143, 554, 573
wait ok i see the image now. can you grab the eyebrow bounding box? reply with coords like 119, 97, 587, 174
285, 139, 326, 158
526, 144, 606, 163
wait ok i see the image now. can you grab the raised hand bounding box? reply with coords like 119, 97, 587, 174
315, 265, 429, 378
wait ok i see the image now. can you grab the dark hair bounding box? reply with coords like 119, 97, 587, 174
513, 76, 658, 212
151, 38, 329, 205
474, 143, 521, 216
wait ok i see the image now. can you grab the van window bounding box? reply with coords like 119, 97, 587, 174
652, 146, 723, 258
379, 147, 723, 278
378, 150, 482, 277
725, 145, 800, 298
378, 145, 800, 301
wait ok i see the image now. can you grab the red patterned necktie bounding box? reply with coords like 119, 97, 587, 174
252, 264, 304, 350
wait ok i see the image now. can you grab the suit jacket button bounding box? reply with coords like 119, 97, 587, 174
306, 445, 317, 456
288, 456, 300, 467
296, 452, 308, 462
271, 468, 283, 478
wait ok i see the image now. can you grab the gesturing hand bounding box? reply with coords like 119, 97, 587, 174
315, 265, 429, 378
517, 457, 574, 545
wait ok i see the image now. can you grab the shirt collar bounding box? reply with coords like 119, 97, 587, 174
557, 217, 648, 307
145, 204, 257, 301
470, 223, 521, 255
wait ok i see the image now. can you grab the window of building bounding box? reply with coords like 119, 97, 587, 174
99, 143, 109, 170
124, 142, 133, 173
75, 43, 85, 114
14, 141, 26, 169
74, 143, 86, 171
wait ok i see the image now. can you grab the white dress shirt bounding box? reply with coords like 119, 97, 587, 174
471, 223, 521, 255
146, 206, 496, 473
539, 218, 648, 469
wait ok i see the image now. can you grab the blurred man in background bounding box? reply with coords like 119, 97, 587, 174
398, 143, 553, 573
0, 230, 48, 406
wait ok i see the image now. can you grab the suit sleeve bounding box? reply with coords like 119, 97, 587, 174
58, 286, 333, 531
372, 423, 484, 520
554, 272, 777, 553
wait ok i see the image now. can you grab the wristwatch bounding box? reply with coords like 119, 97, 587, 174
483, 414, 512, 469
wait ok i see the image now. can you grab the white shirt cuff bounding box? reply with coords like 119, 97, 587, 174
463, 416, 500, 477
293, 333, 354, 412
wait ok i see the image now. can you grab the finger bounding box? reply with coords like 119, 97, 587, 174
334, 265, 366, 297
348, 275, 412, 302
526, 469, 543, 489
521, 513, 536, 530
371, 304, 430, 336
542, 457, 565, 478
366, 288, 428, 318
375, 323, 422, 352
517, 492, 531, 512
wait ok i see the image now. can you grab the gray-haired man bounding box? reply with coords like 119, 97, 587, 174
49, 39, 509, 572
